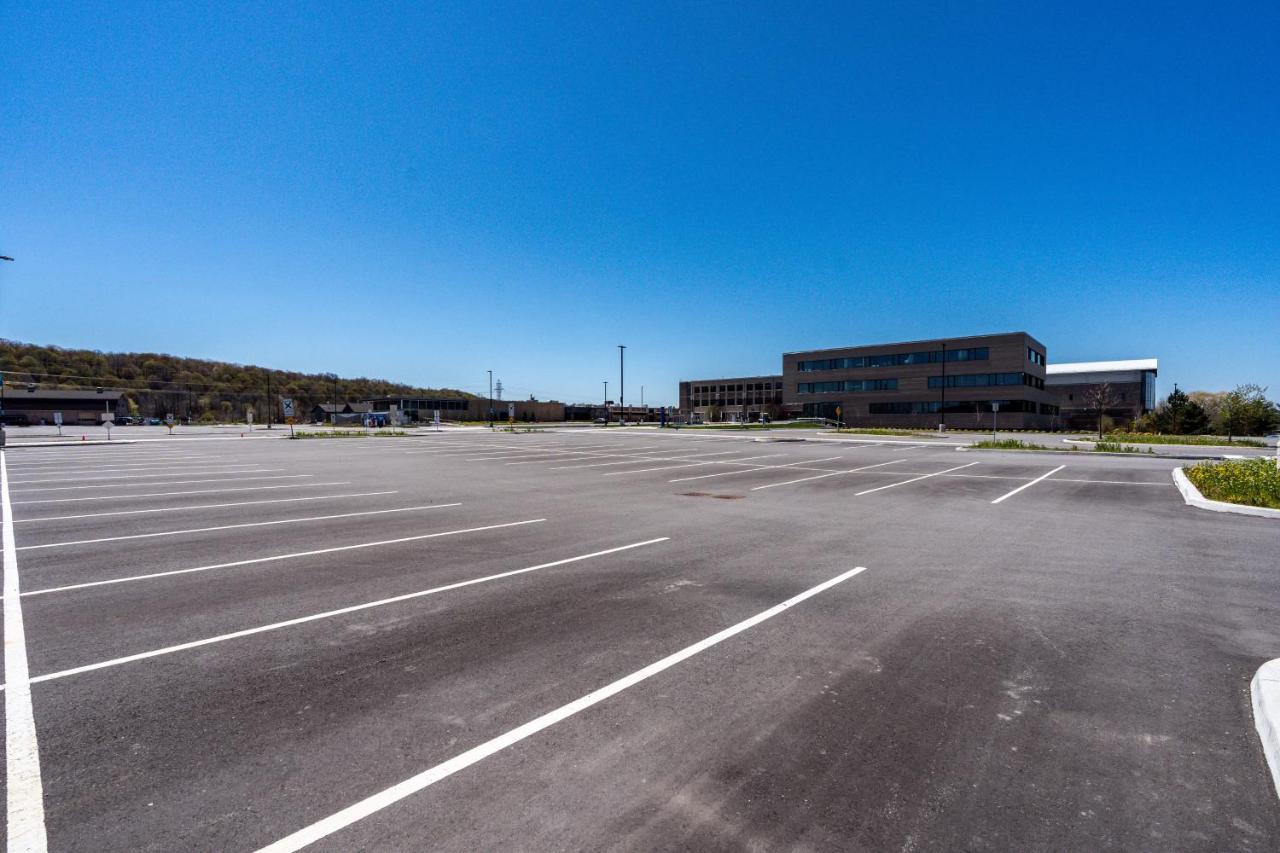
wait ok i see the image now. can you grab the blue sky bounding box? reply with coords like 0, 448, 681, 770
2, 1, 1277, 405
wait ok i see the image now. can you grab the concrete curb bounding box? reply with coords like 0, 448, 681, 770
1172, 467, 1280, 519
1252, 659, 1280, 800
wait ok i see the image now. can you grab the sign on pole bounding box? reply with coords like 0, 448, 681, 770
53, 412, 62, 426
433, 409, 441, 431
507, 402, 515, 424
280, 398, 296, 419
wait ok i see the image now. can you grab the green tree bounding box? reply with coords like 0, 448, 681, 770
1152, 385, 1209, 434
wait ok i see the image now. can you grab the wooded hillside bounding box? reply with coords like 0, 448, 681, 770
0, 339, 474, 422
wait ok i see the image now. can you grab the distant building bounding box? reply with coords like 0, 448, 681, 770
0, 387, 123, 426
678, 375, 788, 423
783, 332, 1058, 429
1045, 359, 1158, 430
363, 396, 565, 423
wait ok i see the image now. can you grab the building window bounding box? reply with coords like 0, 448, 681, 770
1027, 348, 1046, 366
797, 346, 989, 372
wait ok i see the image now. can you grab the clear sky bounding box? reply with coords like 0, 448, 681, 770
3, 1, 1277, 405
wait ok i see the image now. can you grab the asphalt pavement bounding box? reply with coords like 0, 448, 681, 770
2, 428, 1277, 851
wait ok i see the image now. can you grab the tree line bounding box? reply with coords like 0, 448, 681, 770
1136, 384, 1278, 437
0, 339, 474, 422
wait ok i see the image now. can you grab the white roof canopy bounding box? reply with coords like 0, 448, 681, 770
1046, 359, 1157, 376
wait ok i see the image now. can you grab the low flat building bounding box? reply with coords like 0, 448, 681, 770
364, 396, 565, 423
0, 387, 123, 426
1045, 359, 1157, 430
783, 332, 1058, 429
678, 375, 788, 422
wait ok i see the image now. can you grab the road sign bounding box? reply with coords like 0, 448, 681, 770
281, 398, 296, 418
165, 413, 175, 426
508, 402, 515, 423
53, 412, 62, 426
433, 409, 441, 429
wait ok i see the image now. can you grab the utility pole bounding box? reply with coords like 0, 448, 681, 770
603, 380, 608, 424
939, 342, 947, 430
618, 344, 626, 425
331, 373, 339, 425
0, 255, 12, 447
487, 370, 493, 428
266, 370, 273, 430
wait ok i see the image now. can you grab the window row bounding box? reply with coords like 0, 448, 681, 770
797, 346, 989, 372
797, 379, 899, 394
927, 372, 1044, 390
690, 382, 782, 393
868, 400, 1059, 415
1028, 347, 1046, 366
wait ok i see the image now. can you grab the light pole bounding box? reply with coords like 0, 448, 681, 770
329, 373, 339, 426
618, 344, 626, 425
0, 255, 12, 446
939, 342, 947, 431
603, 380, 608, 424
266, 370, 273, 430
487, 370, 493, 428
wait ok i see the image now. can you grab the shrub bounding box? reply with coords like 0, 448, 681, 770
973, 439, 1053, 450
1186, 458, 1280, 509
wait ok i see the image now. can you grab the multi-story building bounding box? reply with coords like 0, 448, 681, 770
1045, 359, 1157, 430
678, 375, 789, 423
782, 332, 1059, 429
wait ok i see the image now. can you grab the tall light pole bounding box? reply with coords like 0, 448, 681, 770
0, 255, 12, 447
329, 373, 339, 425
618, 344, 626, 425
487, 370, 493, 428
603, 380, 608, 423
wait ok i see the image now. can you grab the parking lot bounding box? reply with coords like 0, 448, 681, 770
3, 428, 1278, 851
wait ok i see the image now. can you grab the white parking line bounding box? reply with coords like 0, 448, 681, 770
750, 459, 908, 490
16, 504, 464, 551
5, 458, 226, 473
13, 518, 547, 598
12, 481, 352, 505
1, 452, 49, 851
853, 462, 980, 496
9, 538, 670, 688
601, 453, 778, 476
12, 474, 313, 494
253, 564, 868, 853
669, 456, 843, 483
990, 465, 1066, 504
9, 466, 280, 485
13, 491, 400, 524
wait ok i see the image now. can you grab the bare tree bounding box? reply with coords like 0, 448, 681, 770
1084, 381, 1118, 440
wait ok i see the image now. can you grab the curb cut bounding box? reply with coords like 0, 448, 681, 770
1172, 467, 1280, 519
1252, 659, 1280, 800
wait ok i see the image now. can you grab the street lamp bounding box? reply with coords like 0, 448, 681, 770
618, 344, 626, 425
603, 380, 608, 424
0, 255, 12, 447
487, 370, 493, 428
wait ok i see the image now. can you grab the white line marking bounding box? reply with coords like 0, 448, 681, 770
12, 474, 313, 494
2, 452, 49, 851
854, 461, 980, 496
990, 465, 1066, 504
552, 450, 744, 470
14, 518, 547, 598
750, 459, 908, 490
11, 538, 670, 687
17, 504, 463, 551
253, 564, 868, 853
669, 456, 843, 483
5, 458, 225, 473
601, 453, 779, 476
12, 481, 352, 505
9, 467, 282, 485
12, 491, 400, 524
